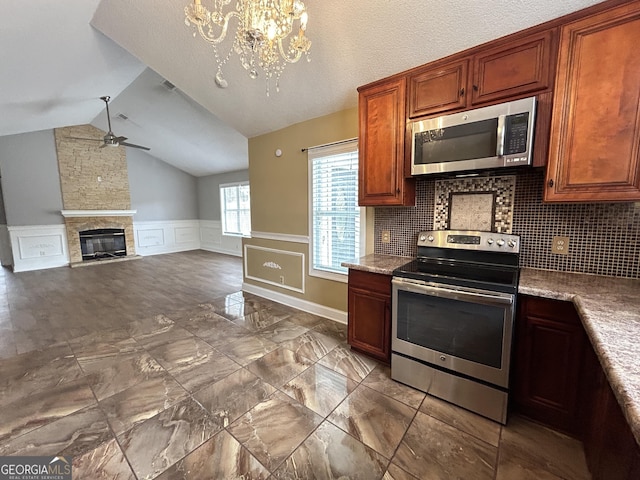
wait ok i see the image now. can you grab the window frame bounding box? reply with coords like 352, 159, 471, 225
219, 181, 251, 237
307, 138, 365, 283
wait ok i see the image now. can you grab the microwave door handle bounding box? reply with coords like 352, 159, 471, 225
496, 114, 506, 157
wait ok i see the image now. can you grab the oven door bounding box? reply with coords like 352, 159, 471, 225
392, 277, 515, 388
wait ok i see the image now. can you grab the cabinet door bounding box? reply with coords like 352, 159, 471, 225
513, 296, 586, 436
408, 59, 468, 118
471, 30, 556, 105
358, 78, 415, 206
545, 2, 640, 202
347, 270, 391, 363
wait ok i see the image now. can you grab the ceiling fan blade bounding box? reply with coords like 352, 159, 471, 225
119, 141, 150, 151
114, 136, 128, 143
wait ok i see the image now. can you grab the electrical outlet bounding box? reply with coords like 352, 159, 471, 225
381, 230, 391, 244
279, 275, 285, 285
551, 236, 570, 255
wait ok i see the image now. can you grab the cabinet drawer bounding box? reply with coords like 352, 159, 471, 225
348, 269, 391, 295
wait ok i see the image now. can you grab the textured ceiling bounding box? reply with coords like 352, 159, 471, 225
0, 0, 606, 176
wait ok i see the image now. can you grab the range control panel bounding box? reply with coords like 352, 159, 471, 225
417, 230, 520, 254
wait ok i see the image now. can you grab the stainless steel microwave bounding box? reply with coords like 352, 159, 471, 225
411, 96, 537, 176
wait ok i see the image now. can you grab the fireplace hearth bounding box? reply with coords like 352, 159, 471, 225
79, 228, 126, 261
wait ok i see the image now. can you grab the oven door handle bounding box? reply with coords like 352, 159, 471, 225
393, 278, 514, 305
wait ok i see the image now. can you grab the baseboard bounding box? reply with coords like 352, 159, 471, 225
242, 282, 347, 324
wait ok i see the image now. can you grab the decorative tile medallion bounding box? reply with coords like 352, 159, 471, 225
448, 192, 496, 232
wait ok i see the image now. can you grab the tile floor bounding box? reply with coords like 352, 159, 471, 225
0, 251, 592, 479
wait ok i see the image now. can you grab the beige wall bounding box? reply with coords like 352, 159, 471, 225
244, 107, 363, 312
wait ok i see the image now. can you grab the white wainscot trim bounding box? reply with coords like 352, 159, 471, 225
250, 231, 309, 244
8, 225, 69, 272
134, 220, 201, 256
200, 220, 243, 257
242, 281, 347, 324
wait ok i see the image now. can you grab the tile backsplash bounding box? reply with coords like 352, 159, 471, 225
374, 168, 640, 279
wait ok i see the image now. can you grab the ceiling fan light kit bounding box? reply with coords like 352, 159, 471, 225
184, 0, 312, 95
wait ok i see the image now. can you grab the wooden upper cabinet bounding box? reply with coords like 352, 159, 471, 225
471, 30, 556, 105
408, 59, 468, 118
358, 77, 415, 206
545, 2, 640, 202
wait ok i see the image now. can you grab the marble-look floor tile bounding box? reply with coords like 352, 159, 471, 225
318, 345, 378, 381
217, 334, 278, 366
285, 310, 327, 329
176, 311, 230, 336
72, 438, 136, 480
168, 348, 240, 393
420, 395, 501, 447
154, 430, 270, 480
280, 330, 340, 362
393, 411, 497, 480
0, 345, 82, 406
246, 347, 314, 388
496, 415, 590, 480
126, 313, 175, 337
231, 307, 289, 331
194, 368, 276, 427
259, 319, 309, 343
0, 377, 95, 442
133, 323, 194, 350
84, 351, 165, 400
272, 420, 388, 480
362, 365, 426, 409
228, 391, 323, 472
197, 319, 253, 348
382, 463, 420, 480
99, 374, 188, 436
328, 385, 416, 459
0, 405, 112, 458
74, 338, 143, 370
312, 320, 348, 343
119, 397, 223, 480
69, 328, 135, 358
146, 336, 215, 370
217, 302, 258, 322
281, 364, 357, 417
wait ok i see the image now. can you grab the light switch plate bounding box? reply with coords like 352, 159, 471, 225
552, 236, 570, 255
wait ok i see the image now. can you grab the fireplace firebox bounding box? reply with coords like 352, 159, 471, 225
79, 228, 126, 261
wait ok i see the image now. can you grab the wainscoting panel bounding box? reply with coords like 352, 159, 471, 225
244, 245, 305, 293
200, 220, 243, 257
9, 225, 69, 272
134, 220, 200, 256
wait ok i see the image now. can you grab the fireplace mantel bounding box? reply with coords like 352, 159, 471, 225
61, 210, 137, 218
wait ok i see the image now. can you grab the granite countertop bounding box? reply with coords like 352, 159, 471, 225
344, 254, 640, 446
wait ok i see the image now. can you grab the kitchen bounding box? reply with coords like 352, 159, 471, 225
337, 0, 640, 478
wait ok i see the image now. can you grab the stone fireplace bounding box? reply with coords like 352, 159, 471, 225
61, 211, 136, 265
55, 125, 138, 266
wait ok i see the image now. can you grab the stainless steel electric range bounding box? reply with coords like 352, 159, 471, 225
391, 230, 520, 424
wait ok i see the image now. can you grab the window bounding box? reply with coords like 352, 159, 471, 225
308, 139, 363, 281
220, 182, 251, 236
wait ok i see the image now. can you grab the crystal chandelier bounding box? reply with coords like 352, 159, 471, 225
185, 0, 311, 95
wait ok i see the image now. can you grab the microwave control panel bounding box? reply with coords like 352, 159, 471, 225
503, 112, 529, 155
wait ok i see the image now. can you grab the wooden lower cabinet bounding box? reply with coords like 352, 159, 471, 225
514, 294, 640, 479
512, 295, 587, 436
347, 269, 391, 363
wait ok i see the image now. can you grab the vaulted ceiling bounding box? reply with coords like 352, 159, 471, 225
0, 0, 605, 176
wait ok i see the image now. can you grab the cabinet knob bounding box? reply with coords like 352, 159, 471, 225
473, 84, 479, 91
548, 179, 554, 188
459, 88, 465, 97
396, 188, 401, 194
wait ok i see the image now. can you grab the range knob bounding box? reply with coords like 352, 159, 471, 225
487, 238, 494, 245
427, 235, 434, 242
419, 234, 426, 242
508, 240, 516, 248
496, 239, 505, 247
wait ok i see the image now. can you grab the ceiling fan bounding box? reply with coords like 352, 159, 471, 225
69, 96, 150, 151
